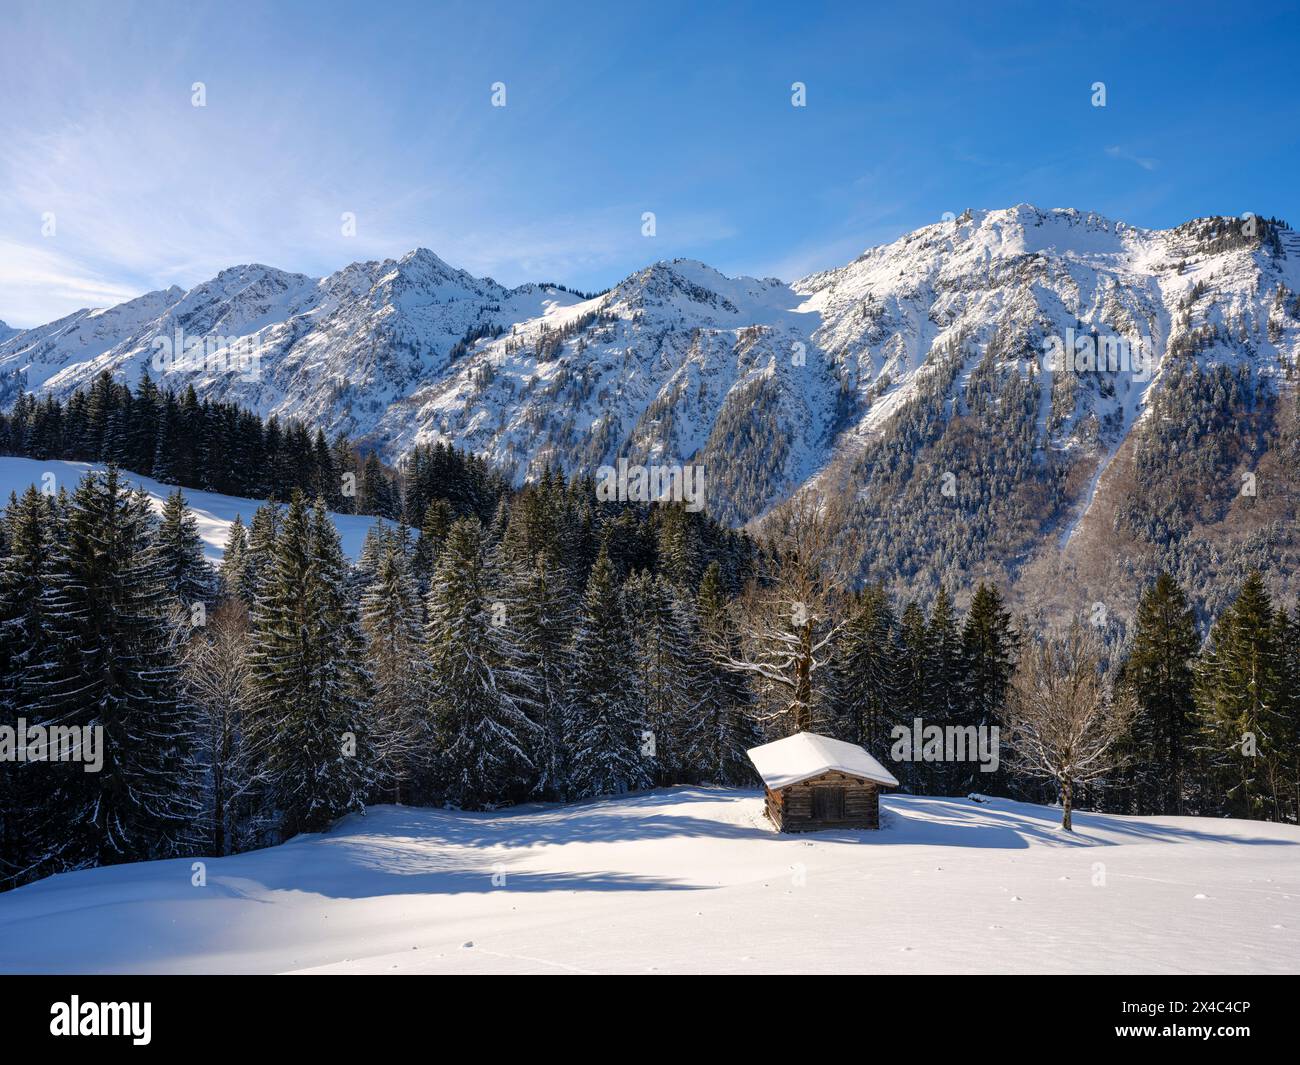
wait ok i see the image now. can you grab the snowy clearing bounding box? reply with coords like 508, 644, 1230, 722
0, 456, 382, 562
0, 789, 1296, 975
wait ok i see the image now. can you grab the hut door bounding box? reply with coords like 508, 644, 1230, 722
814, 787, 845, 821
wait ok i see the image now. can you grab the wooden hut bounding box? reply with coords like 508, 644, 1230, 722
747, 732, 899, 832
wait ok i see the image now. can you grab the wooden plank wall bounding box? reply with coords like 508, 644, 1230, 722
765, 771, 881, 831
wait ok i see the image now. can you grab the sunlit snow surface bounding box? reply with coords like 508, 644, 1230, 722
0, 455, 384, 562
0, 789, 1295, 974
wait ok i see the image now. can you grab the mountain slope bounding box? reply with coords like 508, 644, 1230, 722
4, 206, 1299, 616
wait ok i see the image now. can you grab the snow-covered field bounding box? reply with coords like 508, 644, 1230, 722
0, 789, 1296, 974
0, 455, 382, 561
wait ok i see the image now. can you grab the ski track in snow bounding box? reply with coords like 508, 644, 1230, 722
1, 789, 1296, 975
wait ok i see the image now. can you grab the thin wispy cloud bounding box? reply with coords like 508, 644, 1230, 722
0, 239, 144, 324
0, 1, 1294, 326
1105, 145, 1159, 172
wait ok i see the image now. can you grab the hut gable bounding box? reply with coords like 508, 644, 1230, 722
747, 732, 899, 833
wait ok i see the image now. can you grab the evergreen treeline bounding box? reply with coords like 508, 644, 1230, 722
827, 569, 1300, 823
0, 372, 508, 524
2, 448, 1297, 892
0, 457, 757, 889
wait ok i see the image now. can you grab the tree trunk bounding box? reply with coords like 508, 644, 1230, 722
213, 767, 225, 857
793, 619, 813, 732
1061, 778, 1073, 832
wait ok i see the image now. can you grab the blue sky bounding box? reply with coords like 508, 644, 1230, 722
2, 0, 1298, 326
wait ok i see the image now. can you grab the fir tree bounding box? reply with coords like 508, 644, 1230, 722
360, 527, 429, 803
897, 601, 931, 792
246, 493, 372, 838
239, 505, 280, 609
156, 488, 213, 609
218, 516, 250, 603
927, 586, 966, 793
413, 498, 455, 590
687, 561, 757, 785
623, 570, 693, 785
959, 582, 1019, 795
503, 549, 577, 800
1196, 571, 1285, 820
40, 468, 200, 866
566, 546, 650, 798
1271, 605, 1300, 823
0, 488, 62, 885
425, 517, 537, 808
656, 503, 701, 592
833, 584, 901, 757
1118, 572, 1200, 815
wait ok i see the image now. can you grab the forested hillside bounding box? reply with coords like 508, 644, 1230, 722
3, 382, 1298, 890
6, 207, 1300, 639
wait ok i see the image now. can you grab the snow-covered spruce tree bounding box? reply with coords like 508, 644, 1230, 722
351, 521, 389, 599
126, 371, 162, 476
157, 488, 214, 610
497, 475, 561, 573
360, 525, 430, 804
655, 501, 704, 593
246, 493, 372, 839
1116, 571, 1199, 816
425, 516, 537, 808
358, 451, 400, 519
893, 601, 932, 792
622, 570, 694, 785
40, 467, 201, 866
502, 548, 577, 801
556, 479, 601, 599
926, 586, 967, 793
686, 560, 758, 785
0, 487, 64, 886
1195, 571, 1288, 821
831, 583, 902, 758
412, 497, 455, 592
1272, 606, 1300, 824
958, 581, 1019, 796
566, 544, 650, 799
218, 515, 250, 603
238, 504, 280, 609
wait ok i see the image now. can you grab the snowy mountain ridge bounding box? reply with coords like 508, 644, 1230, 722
3, 205, 1298, 533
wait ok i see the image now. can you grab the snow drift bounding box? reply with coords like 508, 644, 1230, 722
0, 789, 1295, 974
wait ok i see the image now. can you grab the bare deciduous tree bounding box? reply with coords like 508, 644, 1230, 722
718, 491, 859, 734
1001, 619, 1132, 831
179, 600, 258, 855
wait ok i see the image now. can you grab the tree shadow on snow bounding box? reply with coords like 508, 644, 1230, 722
205, 861, 701, 900
873, 796, 1300, 850
331, 787, 775, 851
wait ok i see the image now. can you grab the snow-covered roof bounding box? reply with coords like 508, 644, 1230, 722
747, 732, 900, 790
